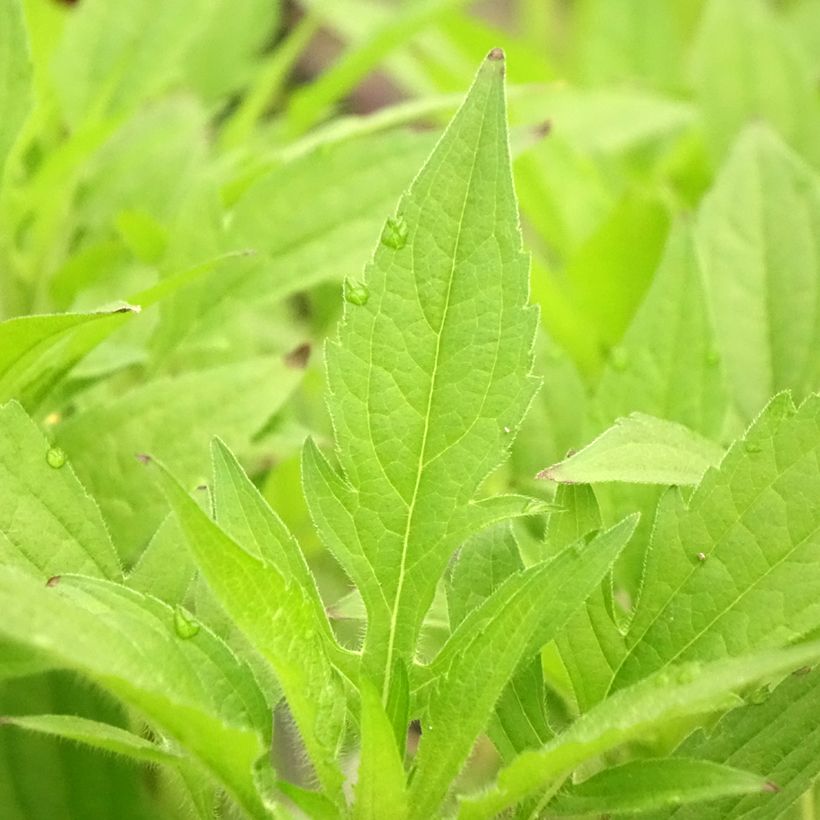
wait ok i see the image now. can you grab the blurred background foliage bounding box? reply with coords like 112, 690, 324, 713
1, 0, 819, 816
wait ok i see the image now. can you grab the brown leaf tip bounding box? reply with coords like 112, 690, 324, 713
487, 47, 505, 62
284, 342, 311, 369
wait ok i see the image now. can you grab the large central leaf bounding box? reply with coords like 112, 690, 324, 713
303, 50, 538, 699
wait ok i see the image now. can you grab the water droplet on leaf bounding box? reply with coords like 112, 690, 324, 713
343, 278, 370, 306
381, 215, 408, 250
46, 447, 66, 469
609, 347, 628, 371
173, 605, 200, 639
746, 685, 771, 705
696, 551, 707, 562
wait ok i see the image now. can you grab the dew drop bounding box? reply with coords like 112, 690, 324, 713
746, 685, 771, 705
173, 605, 200, 640
343, 278, 370, 306
609, 346, 629, 371
696, 551, 707, 563
744, 442, 763, 454
381, 215, 409, 250
46, 446, 66, 469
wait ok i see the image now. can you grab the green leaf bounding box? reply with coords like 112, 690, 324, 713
0, 673, 158, 820
0, 569, 269, 817
550, 758, 773, 816
667, 667, 820, 819
50, 0, 216, 126
0, 714, 183, 767
615, 393, 820, 689
0, 0, 32, 181
460, 642, 820, 819
55, 356, 301, 560
696, 126, 820, 422
154, 460, 347, 802
446, 526, 552, 760
409, 516, 637, 819
539, 413, 724, 487
592, 221, 728, 440
354, 677, 408, 820
0, 307, 139, 409
303, 49, 539, 703
691, 0, 820, 166
285, 0, 471, 135
550, 485, 627, 712
0, 400, 121, 580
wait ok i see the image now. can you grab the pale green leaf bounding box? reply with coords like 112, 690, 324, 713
354, 677, 408, 820
667, 667, 820, 819
304, 50, 539, 703
409, 517, 637, 819
551, 757, 772, 815
0, 569, 269, 817
540, 413, 724, 487
592, 221, 729, 440
0, 714, 183, 767
56, 356, 301, 560
615, 393, 820, 689
0, 400, 120, 580
286, 0, 471, 135
50, 0, 214, 126
691, 0, 820, 166
460, 643, 820, 819
0, 0, 32, 181
696, 126, 820, 421
0, 307, 139, 409
154, 461, 347, 802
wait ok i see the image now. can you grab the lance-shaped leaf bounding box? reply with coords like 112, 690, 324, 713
665, 667, 820, 820
592, 220, 728, 440
540, 413, 724, 487
0, 569, 269, 817
353, 677, 408, 820
614, 393, 820, 689
0, 715, 183, 767
155, 462, 348, 803
459, 642, 820, 819
446, 526, 551, 761
0, 308, 139, 410
550, 758, 773, 816
550, 485, 627, 712
697, 126, 820, 422
0, 401, 120, 580
303, 49, 539, 702
409, 517, 637, 819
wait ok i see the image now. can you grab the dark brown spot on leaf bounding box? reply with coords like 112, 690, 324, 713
284, 342, 311, 369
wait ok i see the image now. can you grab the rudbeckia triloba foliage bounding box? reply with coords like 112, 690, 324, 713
2, 1, 820, 818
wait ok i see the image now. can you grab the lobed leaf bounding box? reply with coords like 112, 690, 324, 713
304, 49, 539, 705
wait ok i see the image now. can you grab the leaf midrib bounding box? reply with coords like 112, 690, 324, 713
379, 80, 495, 703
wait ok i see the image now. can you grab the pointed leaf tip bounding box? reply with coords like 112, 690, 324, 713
487, 47, 505, 61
